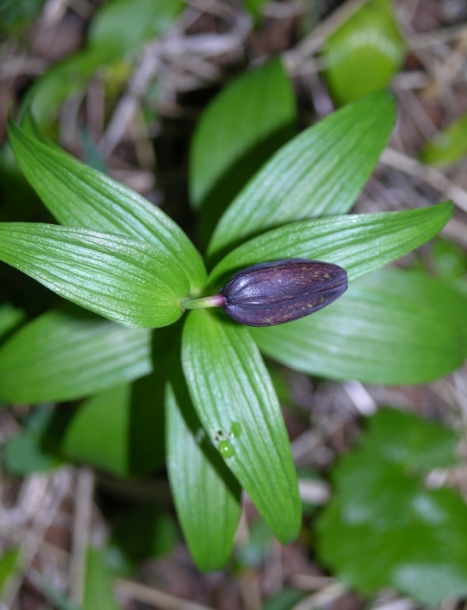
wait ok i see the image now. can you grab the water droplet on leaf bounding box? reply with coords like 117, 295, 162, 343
230, 422, 242, 438
218, 440, 235, 458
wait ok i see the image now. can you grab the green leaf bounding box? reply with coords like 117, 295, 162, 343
23, 0, 182, 125
208, 203, 452, 289
62, 385, 131, 477
182, 310, 301, 543
63, 325, 176, 476
88, 0, 182, 54
4, 433, 63, 475
0, 308, 151, 403
419, 113, 467, 168
0, 548, 19, 593
63, 380, 164, 476
430, 238, 467, 280
316, 408, 467, 605
8, 121, 206, 293
0, 303, 24, 341
190, 59, 296, 239
207, 90, 396, 261
110, 506, 177, 565
323, 0, 405, 105
359, 408, 458, 472
252, 268, 466, 385
0, 223, 189, 327
4, 405, 65, 475
166, 357, 241, 570
84, 548, 121, 610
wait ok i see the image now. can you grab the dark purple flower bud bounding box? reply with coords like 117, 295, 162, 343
220, 259, 348, 327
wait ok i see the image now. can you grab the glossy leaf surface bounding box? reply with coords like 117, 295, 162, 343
9, 121, 206, 293
0, 308, 151, 403
252, 269, 466, 385
323, 0, 405, 104
166, 358, 242, 570
182, 309, 301, 543
317, 409, 467, 605
208, 203, 452, 288
0, 223, 189, 327
208, 90, 396, 261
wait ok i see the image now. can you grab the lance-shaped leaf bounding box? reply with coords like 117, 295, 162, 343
182, 310, 301, 543
208, 203, 452, 288
0, 308, 151, 403
8, 120, 206, 293
166, 357, 241, 571
251, 269, 466, 385
62, 324, 178, 474
208, 90, 396, 260
0, 223, 189, 328
190, 58, 295, 210
190, 58, 296, 241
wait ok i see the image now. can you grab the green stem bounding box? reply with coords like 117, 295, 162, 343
182, 294, 225, 310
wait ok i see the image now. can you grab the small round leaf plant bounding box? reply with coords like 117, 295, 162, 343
0, 89, 456, 570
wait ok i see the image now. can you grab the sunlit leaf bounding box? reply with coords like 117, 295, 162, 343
182, 309, 301, 543
208, 90, 396, 261
252, 269, 466, 385
166, 357, 242, 570
208, 203, 452, 289
0, 223, 189, 327
9, 121, 206, 293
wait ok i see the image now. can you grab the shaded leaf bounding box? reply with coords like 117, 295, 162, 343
0, 223, 189, 327
190, 59, 296, 239
419, 113, 467, 168
166, 357, 241, 570
23, 0, 182, 125
4, 433, 63, 476
110, 506, 177, 565
208, 203, 452, 289
63, 326, 176, 476
0, 549, 19, 594
316, 409, 467, 605
252, 269, 466, 385
84, 548, 121, 610
182, 309, 301, 543
0, 308, 151, 403
208, 90, 396, 261
9, 121, 206, 292
88, 0, 182, 53
0, 304, 25, 341
323, 0, 405, 105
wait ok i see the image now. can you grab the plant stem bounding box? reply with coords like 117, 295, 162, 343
182, 294, 226, 310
